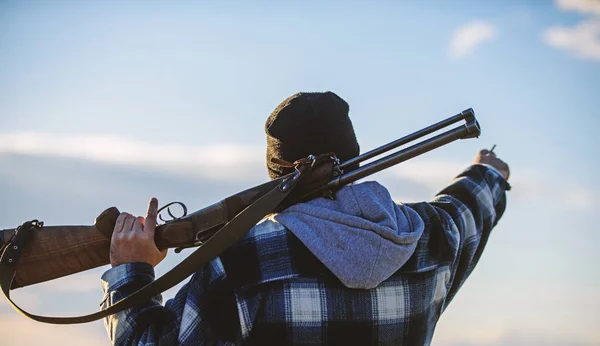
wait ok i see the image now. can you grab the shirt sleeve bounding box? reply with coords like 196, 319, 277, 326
406, 164, 509, 308
100, 262, 185, 345
100, 259, 239, 346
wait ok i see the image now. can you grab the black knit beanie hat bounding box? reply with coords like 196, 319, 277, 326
265, 91, 360, 180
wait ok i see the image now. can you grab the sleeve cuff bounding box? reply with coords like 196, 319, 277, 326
476, 164, 505, 180
471, 164, 512, 201
101, 262, 155, 293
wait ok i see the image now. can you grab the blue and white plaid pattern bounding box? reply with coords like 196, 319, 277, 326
101, 164, 508, 345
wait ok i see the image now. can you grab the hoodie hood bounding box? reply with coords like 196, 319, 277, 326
274, 181, 424, 289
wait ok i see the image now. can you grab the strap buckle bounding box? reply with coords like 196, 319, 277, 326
279, 154, 318, 192
0, 220, 43, 266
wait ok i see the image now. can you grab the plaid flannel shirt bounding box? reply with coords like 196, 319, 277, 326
101, 164, 508, 346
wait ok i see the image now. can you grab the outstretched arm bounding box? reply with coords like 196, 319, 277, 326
406, 149, 510, 308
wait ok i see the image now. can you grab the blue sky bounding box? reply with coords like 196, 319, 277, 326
1, 1, 599, 345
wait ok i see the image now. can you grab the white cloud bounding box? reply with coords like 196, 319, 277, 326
543, 0, 600, 61
556, 0, 600, 16
34, 270, 104, 293
0, 290, 40, 311
0, 316, 106, 346
387, 160, 466, 189
0, 132, 595, 210
385, 159, 595, 210
561, 185, 594, 209
449, 21, 497, 58
543, 19, 600, 61
0, 132, 264, 181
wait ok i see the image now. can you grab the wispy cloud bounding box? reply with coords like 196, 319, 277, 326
435, 332, 597, 346
509, 166, 595, 210
543, 19, 600, 61
449, 21, 497, 58
34, 271, 103, 293
0, 291, 39, 311
543, 0, 600, 61
0, 132, 264, 181
0, 132, 595, 210
384, 159, 595, 210
556, 0, 600, 16
0, 316, 106, 346
387, 160, 466, 188
434, 281, 600, 346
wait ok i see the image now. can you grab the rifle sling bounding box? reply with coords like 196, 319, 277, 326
0, 177, 296, 324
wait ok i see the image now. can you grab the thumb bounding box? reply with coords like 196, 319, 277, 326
144, 197, 158, 236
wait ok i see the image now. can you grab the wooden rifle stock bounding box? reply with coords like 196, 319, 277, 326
1, 178, 282, 289
1, 225, 109, 289
1, 108, 480, 289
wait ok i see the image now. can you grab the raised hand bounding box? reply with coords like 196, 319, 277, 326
110, 198, 168, 268
474, 149, 510, 180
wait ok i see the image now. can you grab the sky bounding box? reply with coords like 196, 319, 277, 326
0, 0, 599, 345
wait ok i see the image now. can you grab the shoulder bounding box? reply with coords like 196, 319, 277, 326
247, 216, 288, 239
219, 217, 329, 289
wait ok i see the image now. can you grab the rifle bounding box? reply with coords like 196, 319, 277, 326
0, 109, 480, 323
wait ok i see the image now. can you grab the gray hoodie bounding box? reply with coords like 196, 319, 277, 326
274, 181, 425, 290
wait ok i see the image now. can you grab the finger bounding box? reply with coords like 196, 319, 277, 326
132, 216, 144, 233
492, 157, 505, 166
496, 159, 510, 177
144, 197, 158, 236
114, 213, 130, 234
122, 214, 136, 232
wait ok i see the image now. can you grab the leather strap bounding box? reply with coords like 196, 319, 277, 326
0, 175, 299, 324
